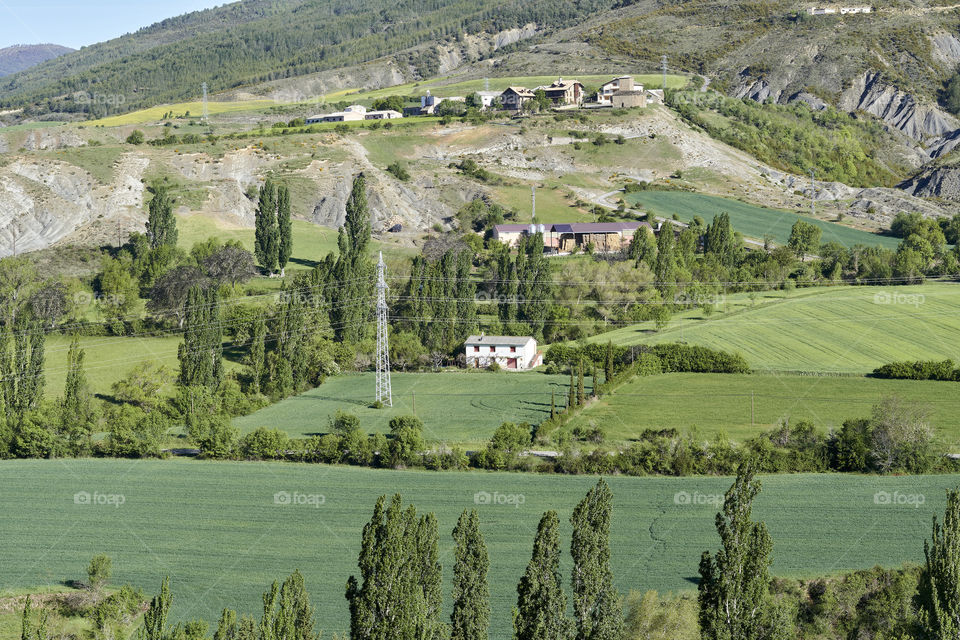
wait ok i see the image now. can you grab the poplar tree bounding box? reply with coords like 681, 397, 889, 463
654, 224, 676, 300
920, 487, 960, 639
214, 609, 237, 640
178, 286, 222, 389
255, 180, 279, 274
277, 185, 293, 277
451, 509, 490, 640
577, 360, 585, 406
515, 511, 570, 640
261, 570, 317, 640
20, 596, 32, 640
0, 317, 45, 423
140, 577, 172, 640
346, 494, 442, 640
571, 479, 622, 640
147, 185, 178, 250
698, 460, 773, 640
248, 312, 266, 395
604, 342, 615, 384
330, 174, 373, 343
568, 369, 576, 409
550, 391, 557, 420
60, 336, 96, 453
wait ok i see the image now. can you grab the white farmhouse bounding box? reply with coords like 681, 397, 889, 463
464, 334, 542, 370
305, 105, 367, 123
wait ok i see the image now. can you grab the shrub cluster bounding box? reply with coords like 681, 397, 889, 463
872, 359, 959, 381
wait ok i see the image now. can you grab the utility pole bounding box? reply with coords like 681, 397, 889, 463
531, 185, 536, 223
375, 251, 393, 407
661, 55, 668, 90
201, 82, 209, 123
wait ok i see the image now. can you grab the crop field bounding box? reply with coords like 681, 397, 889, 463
564, 372, 960, 448
589, 283, 960, 373
0, 459, 955, 639
234, 371, 569, 444
624, 191, 901, 249
89, 100, 276, 127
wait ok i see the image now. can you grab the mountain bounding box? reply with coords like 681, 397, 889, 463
0, 44, 73, 77
0, 0, 617, 118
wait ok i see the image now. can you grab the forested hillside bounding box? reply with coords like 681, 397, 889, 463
0, 0, 617, 118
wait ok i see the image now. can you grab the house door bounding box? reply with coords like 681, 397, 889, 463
507, 358, 518, 370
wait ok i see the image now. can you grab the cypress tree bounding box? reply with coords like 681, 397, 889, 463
698, 459, 773, 640
417, 512, 447, 640
577, 360, 585, 406
515, 511, 570, 640
571, 479, 622, 640
451, 509, 490, 640
568, 369, 576, 409
920, 487, 960, 639
277, 185, 293, 277
147, 184, 177, 250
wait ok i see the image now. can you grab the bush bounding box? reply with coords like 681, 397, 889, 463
386, 161, 411, 181
125, 130, 145, 145
872, 359, 958, 381
239, 427, 289, 460
650, 344, 750, 373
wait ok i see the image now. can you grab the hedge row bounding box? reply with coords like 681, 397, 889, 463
872, 360, 959, 381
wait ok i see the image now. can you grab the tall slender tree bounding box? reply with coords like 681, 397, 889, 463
255, 180, 279, 274
147, 185, 178, 250
330, 174, 373, 343
451, 509, 490, 640
698, 460, 774, 640
178, 286, 222, 389
920, 487, 960, 639
60, 336, 96, 453
577, 360, 585, 406
139, 577, 172, 640
248, 312, 266, 396
515, 510, 570, 640
571, 479, 622, 640
277, 185, 293, 277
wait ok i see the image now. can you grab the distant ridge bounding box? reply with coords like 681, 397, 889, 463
0, 44, 74, 77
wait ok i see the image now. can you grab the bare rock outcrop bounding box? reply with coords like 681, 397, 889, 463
838, 71, 959, 142
899, 165, 960, 202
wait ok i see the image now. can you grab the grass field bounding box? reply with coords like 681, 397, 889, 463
589, 283, 960, 374
0, 459, 955, 639
624, 191, 900, 249
564, 372, 960, 448
234, 371, 569, 445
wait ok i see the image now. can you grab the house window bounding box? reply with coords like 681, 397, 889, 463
490, 346, 495, 353
510, 346, 516, 353
473, 346, 479, 352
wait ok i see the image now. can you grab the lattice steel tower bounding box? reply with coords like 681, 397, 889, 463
375, 251, 392, 406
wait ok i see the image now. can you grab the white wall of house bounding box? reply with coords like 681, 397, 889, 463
464, 337, 540, 370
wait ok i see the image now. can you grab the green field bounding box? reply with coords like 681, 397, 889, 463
234, 371, 569, 445
625, 191, 900, 249
0, 459, 955, 639
589, 283, 960, 374
90, 100, 276, 127
564, 372, 960, 448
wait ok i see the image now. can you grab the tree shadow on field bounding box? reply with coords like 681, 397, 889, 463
290, 256, 321, 269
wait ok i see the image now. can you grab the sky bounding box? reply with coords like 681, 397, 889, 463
0, 0, 229, 49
